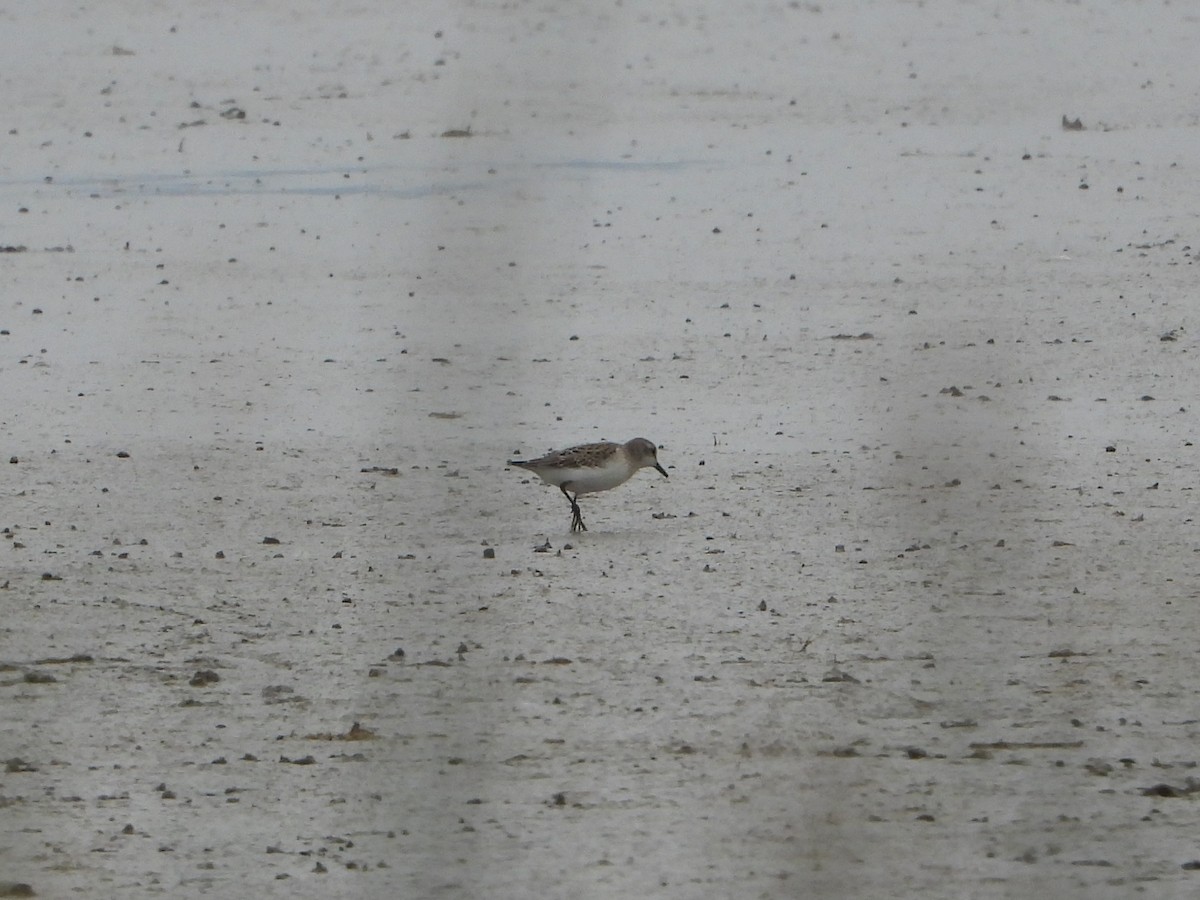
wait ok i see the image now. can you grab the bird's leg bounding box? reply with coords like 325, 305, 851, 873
560, 486, 587, 532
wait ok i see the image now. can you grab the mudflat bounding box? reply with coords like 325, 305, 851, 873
4, 2, 1200, 898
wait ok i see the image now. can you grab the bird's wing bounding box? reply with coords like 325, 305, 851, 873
544, 443, 611, 467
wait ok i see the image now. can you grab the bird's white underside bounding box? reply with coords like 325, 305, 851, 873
531, 461, 635, 494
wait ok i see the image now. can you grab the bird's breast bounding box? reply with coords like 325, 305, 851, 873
558, 463, 634, 494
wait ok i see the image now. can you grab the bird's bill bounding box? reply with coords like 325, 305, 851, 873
654, 464, 669, 478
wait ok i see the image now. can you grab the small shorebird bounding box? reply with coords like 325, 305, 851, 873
507, 437, 668, 532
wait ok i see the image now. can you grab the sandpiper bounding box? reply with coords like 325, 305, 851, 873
507, 437, 668, 532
